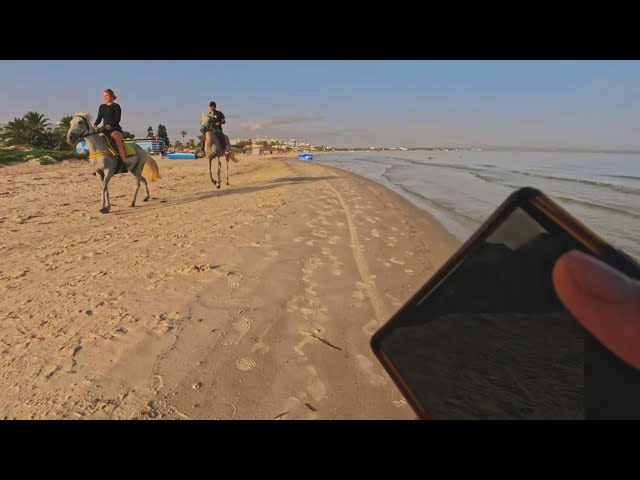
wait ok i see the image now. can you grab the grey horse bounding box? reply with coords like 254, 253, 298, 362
200, 112, 239, 188
67, 113, 161, 213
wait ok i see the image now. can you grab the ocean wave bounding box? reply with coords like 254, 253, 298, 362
550, 196, 640, 219
382, 171, 483, 226
506, 170, 640, 196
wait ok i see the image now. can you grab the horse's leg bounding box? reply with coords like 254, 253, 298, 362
97, 170, 105, 209
209, 155, 217, 185
100, 169, 114, 213
217, 156, 222, 189
226, 156, 229, 185
141, 176, 150, 201
130, 174, 141, 207
96, 170, 105, 198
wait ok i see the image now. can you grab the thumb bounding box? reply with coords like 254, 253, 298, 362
552, 250, 640, 370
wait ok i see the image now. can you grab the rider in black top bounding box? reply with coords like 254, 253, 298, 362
94, 103, 123, 135
93, 89, 128, 174
201, 101, 230, 155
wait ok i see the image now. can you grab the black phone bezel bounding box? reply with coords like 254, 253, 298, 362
370, 187, 640, 419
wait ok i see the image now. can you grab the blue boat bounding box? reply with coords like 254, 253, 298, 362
297, 153, 314, 160
166, 153, 197, 160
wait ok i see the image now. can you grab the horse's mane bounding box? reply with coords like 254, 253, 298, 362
73, 112, 92, 121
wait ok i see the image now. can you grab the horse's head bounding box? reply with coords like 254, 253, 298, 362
67, 113, 93, 145
200, 112, 210, 129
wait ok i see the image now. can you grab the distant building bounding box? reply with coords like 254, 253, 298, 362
125, 138, 166, 154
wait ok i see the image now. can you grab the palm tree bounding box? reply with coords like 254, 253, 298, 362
2, 117, 30, 145
57, 115, 73, 137
23, 111, 51, 147
180, 129, 187, 144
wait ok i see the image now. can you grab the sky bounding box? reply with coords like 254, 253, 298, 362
1, 60, 639, 150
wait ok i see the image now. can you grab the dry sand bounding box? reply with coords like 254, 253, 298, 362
0, 152, 458, 419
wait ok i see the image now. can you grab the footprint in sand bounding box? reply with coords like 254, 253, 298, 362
371, 229, 380, 237
264, 250, 279, 261
293, 236, 304, 243
352, 281, 367, 301
152, 316, 175, 336
275, 397, 301, 420
390, 257, 405, 265
294, 326, 324, 357
221, 316, 251, 346
252, 327, 271, 354
226, 271, 243, 289
236, 358, 256, 372
294, 334, 315, 357
153, 375, 164, 393
385, 291, 402, 307
355, 355, 388, 386
285, 297, 299, 312
306, 366, 327, 402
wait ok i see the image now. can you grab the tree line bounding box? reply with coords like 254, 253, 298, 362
0, 111, 136, 150
0, 112, 196, 154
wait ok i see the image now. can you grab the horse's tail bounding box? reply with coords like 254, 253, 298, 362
228, 151, 240, 163
142, 155, 161, 182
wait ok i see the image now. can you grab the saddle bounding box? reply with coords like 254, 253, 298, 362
104, 136, 137, 174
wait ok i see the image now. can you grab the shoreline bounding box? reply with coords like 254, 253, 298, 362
0, 153, 459, 419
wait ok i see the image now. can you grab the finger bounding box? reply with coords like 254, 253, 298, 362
552, 250, 640, 369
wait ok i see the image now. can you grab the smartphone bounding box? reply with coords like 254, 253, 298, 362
371, 187, 640, 420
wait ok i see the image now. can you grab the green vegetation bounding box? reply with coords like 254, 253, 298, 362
0, 147, 87, 165
157, 124, 170, 147
1, 111, 76, 153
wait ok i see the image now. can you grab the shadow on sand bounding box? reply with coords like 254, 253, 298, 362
111, 175, 340, 216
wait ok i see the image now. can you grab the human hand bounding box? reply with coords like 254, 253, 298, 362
105, 125, 112, 131
552, 250, 640, 370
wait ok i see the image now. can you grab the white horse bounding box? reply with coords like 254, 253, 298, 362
200, 112, 239, 188
67, 113, 161, 213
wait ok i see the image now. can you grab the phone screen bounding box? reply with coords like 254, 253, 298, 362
376, 203, 640, 419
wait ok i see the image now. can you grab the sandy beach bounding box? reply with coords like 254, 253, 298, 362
0, 152, 458, 419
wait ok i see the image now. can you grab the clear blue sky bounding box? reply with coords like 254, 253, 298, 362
1, 60, 639, 149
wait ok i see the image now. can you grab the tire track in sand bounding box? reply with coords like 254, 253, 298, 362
322, 180, 387, 325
